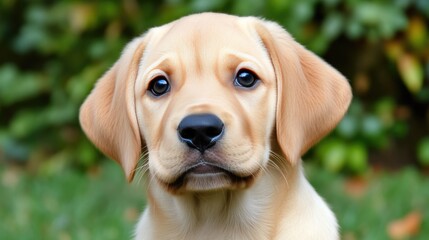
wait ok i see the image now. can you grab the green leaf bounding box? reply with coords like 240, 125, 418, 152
346, 142, 368, 173
322, 12, 343, 40
348, 2, 407, 40
374, 98, 395, 126
361, 115, 383, 138
346, 17, 364, 39
337, 115, 359, 139
0, 65, 47, 105
77, 140, 98, 167
397, 54, 424, 94
317, 139, 348, 172
406, 17, 427, 50
417, 137, 429, 166
291, 1, 315, 23
0, 131, 30, 161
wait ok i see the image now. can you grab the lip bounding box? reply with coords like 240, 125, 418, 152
187, 162, 225, 175
163, 162, 258, 194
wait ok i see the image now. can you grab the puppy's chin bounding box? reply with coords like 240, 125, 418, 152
159, 163, 259, 194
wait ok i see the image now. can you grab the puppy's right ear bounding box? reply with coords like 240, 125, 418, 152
251, 18, 352, 165
79, 34, 149, 182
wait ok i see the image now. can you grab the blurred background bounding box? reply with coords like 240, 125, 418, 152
0, 0, 428, 239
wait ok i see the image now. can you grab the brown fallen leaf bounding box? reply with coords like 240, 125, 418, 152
353, 73, 370, 94
387, 211, 422, 239
344, 176, 368, 198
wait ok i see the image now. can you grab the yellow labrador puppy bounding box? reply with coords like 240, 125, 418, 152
80, 13, 351, 240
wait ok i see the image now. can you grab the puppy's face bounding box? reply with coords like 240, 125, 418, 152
80, 13, 351, 195
135, 16, 276, 193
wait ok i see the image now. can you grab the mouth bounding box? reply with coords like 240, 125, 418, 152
163, 162, 258, 194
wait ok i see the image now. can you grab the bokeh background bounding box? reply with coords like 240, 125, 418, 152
1, 0, 429, 239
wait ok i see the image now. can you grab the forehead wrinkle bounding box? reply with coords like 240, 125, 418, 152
220, 50, 269, 83
192, 30, 203, 76
174, 36, 217, 84
168, 24, 240, 75
142, 53, 177, 79
223, 50, 265, 68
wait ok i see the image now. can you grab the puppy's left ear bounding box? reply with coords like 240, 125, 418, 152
80, 35, 149, 181
252, 18, 352, 164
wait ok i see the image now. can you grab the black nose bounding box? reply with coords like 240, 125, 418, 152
177, 114, 224, 153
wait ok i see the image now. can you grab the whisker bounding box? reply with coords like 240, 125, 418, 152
268, 150, 289, 187
133, 147, 151, 186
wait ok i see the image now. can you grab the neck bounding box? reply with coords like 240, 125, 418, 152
141, 161, 301, 240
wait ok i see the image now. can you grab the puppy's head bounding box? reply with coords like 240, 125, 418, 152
80, 13, 351, 194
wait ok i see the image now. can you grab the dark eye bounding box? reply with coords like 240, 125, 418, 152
148, 76, 170, 96
234, 69, 259, 88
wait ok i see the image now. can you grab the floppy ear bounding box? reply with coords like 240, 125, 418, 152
79, 35, 149, 181
253, 19, 352, 164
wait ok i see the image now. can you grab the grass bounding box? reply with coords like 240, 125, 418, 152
0, 161, 145, 240
307, 165, 429, 239
1, 160, 428, 239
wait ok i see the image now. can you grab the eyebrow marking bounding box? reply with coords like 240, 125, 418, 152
223, 50, 265, 70
149, 55, 174, 72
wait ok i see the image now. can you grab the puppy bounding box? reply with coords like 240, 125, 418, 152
80, 13, 351, 240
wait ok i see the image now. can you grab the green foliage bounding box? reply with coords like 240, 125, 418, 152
314, 97, 410, 174
417, 137, 429, 166
0, 161, 144, 240
0, 0, 428, 172
307, 164, 429, 239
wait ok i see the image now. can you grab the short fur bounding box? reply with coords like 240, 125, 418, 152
80, 13, 352, 240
